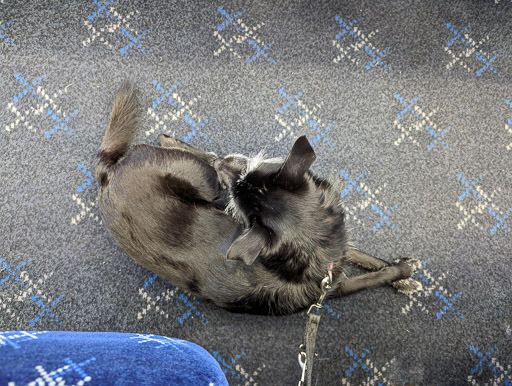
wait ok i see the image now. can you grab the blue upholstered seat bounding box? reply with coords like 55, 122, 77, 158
1, 331, 228, 385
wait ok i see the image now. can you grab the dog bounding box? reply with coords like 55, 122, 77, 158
95, 83, 422, 316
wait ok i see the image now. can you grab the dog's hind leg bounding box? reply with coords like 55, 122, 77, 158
345, 248, 389, 271
159, 134, 218, 164
338, 254, 422, 296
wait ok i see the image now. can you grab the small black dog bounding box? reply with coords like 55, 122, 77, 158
95, 84, 421, 315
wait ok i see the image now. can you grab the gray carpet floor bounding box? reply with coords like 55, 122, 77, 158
1, 1, 511, 384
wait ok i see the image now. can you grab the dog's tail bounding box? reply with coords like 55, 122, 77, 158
95, 82, 137, 184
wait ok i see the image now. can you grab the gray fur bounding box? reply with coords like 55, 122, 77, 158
95, 84, 422, 315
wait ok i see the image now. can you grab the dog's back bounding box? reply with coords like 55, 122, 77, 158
95, 85, 242, 294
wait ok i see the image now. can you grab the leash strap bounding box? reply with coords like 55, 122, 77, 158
304, 310, 321, 385
298, 264, 333, 386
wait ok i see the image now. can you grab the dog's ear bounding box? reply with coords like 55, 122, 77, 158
226, 222, 269, 265
275, 136, 316, 190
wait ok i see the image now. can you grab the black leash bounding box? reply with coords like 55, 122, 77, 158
298, 263, 333, 386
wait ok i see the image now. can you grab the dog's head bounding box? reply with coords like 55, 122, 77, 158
218, 136, 318, 265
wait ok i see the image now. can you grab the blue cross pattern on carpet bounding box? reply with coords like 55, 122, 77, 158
71, 164, 101, 226
393, 94, 452, 151
332, 16, 391, 71
1, 19, 15, 46
29, 292, 66, 328
146, 80, 212, 144
341, 346, 397, 385
138, 274, 209, 325
83, 0, 150, 55
444, 23, 501, 77
308, 298, 342, 320
0, 258, 66, 328
322, 299, 342, 319
0, 258, 32, 288
467, 345, 512, 385
275, 88, 337, 147
339, 170, 400, 233
76, 164, 97, 194
456, 174, 511, 236
213, 350, 265, 385
402, 259, 464, 320
214, 7, 276, 64
5, 73, 79, 139
1, 258, 35, 322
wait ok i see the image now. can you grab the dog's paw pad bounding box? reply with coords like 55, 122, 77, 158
392, 278, 423, 295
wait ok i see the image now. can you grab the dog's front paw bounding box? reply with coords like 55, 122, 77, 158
159, 134, 218, 163
159, 134, 181, 148
391, 258, 422, 295
392, 278, 423, 295
393, 257, 421, 277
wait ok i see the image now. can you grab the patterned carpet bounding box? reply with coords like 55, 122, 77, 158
1, 1, 511, 384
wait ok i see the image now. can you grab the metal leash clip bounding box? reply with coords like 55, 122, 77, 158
307, 263, 333, 315
298, 351, 307, 386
